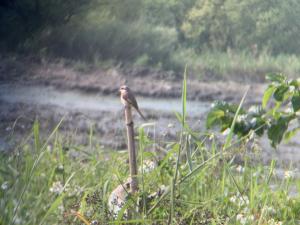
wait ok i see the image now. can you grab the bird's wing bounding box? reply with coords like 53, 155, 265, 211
124, 91, 139, 110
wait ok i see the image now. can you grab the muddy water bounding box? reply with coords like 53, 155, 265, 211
0, 84, 210, 115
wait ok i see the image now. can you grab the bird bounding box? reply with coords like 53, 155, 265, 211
119, 85, 146, 120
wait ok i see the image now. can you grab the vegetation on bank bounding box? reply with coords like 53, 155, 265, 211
1, 73, 299, 224
1, 0, 300, 77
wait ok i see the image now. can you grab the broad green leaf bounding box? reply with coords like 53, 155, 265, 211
262, 85, 276, 109
291, 91, 300, 112
273, 84, 289, 102
289, 79, 299, 88
266, 73, 286, 83
267, 116, 294, 148
253, 118, 266, 136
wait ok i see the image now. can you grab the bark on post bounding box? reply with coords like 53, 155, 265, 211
124, 104, 138, 194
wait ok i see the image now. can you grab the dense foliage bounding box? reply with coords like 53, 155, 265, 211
1, 0, 300, 70
207, 73, 300, 147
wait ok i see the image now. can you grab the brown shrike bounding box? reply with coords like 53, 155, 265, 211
119, 85, 146, 120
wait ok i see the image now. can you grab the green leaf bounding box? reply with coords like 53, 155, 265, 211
206, 109, 225, 129
262, 85, 276, 109
266, 73, 286, 83
267, 116, 294, 148
273, 84, 289, 102
291, 91, 300, 112
289, 79, 299, 88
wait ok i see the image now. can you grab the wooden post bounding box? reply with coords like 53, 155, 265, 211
124, 104, 138, 194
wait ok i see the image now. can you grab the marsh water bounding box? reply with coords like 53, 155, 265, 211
0, 84, 210, 115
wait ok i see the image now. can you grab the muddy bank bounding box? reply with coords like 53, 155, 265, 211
0, 98, 205, 150
0, 56, 266, 104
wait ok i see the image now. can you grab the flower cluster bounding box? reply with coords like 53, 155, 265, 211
230, 194, 249, 207
49, 181, 64, 194
236, 213, 254, 225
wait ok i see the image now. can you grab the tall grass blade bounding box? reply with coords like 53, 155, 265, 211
168, 178, 175, 225
33, 119, 40, 153
10, 117, 65, 225
223, 87, 249, 150
186, 135, 193, 171
181, 65, 187, 127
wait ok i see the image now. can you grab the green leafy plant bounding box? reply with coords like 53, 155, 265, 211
206, 73, 300, 147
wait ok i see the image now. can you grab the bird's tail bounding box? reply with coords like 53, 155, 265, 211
136, 108, 146, 121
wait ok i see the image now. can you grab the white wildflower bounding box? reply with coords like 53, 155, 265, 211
139, 160, 156, 173
236, 214, 247, 225
58, 204, 64, 214
46, 145, 52, 152
230, 195, 237, 203
230, 194, 249, 207
67, 185, 83, 197
289, 85, 295, 92
49, 181, 64, 194
236, 213, 254, 225
241, 196, 249, 206
284, 170, 295, 179
242, 207, 250, 213
250, 118, 257, 125
1, 181, 9, 190
284, 107, 293, 113
222, 128, 230, 136
236, 165, 245, 173
264, 206, 276, 215
86, 209, 93, 217
252, 171, 260, 177
167, 123, 174, 128
247, 215, 254, 222
268, 218, 283, 225
236, 115, 247, 123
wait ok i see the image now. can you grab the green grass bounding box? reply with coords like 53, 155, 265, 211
1, 121, 300, 224
171, 49, 300, 81
70, 49, 300, 81
1, 76, 300, 225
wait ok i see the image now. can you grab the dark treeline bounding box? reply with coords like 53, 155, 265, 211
1, 0, 300, 69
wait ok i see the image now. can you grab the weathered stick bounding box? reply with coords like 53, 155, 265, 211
124, 104, 138, 194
